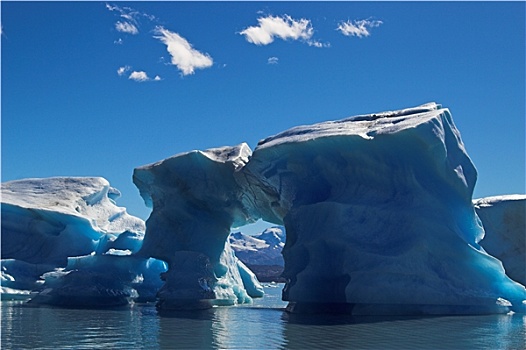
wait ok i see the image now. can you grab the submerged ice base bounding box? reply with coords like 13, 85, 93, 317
134, 102, 525, 314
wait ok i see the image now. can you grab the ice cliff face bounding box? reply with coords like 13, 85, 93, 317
134, 102, 525, 314
475, 195, 525, 286
1, 177, 166, 305
133, 145, 264, 308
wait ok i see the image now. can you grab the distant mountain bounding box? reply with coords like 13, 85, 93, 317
229, 226, 286, 282
229, 226, 285, 267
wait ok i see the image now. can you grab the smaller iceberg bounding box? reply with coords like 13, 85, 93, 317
133, 144, 264, 309
475, 195, 525, 286
1, 177, 167, 305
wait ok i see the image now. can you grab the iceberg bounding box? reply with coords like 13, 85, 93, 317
475, 195, 525, 286
133, 145, 264, 309
1, 177, 145, 265
1, 177, 167, 304
4, 103, 523, 314
133, 102, 525, 314
241, 102, 525, 314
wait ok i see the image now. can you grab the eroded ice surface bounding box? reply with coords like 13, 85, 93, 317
1, 177, 145, 265
133, 102, 525, 314
133, 144, 264, 308
475, 195, 526, 286
241, 102, 525, 314
1, 177, 166, 305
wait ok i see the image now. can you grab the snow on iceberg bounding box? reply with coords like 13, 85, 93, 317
1, 177, 145, 265
475, 195, 525, 286
1, 177, 166, 304
133, 145, 264, 309
241, 102, 526, 314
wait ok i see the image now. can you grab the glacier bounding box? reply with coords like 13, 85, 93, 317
475, 195, 525, 286
133, 102, 525, 314
1, 177, 167, 305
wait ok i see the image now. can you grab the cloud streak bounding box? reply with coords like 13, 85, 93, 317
240, 15, 314, 45
267, 57, 279, 65
337, 18, 383, 38
154, 26, 213, 76
115, 21, 138, 35
117, 66, 131, 76
106, 3, 157, 35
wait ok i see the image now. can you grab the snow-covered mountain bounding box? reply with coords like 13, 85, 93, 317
229, 226, 285, 267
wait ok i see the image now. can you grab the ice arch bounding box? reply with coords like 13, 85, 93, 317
134, 102, 526, 314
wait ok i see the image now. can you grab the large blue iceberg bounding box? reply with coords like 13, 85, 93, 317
134, 102, 525, 314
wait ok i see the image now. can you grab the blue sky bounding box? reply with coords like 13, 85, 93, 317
2, 2, 525, 234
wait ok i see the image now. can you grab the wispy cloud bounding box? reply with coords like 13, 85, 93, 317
267, 57, 279, 65
115, 21, 138, 35
337, 18, 383, 38
128, 70, 161, 82
240, 14, 314, 45
106, 3, 157, 35
154, 26, 213, 76
117, 65, 131, 76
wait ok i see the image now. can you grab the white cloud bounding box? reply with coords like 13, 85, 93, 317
154, 26, 213, 76
129, 71, 149, 82
240, 14, 329, 48
337, 19, 383, 38
120, 69, 161, 82
267, 57, 279, 64
115, 21, 138, 35
117, 65, 131, 76
308, 40, 330, 48
240, 15, 314, 45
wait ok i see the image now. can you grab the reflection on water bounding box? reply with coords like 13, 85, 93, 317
2, 285, 525, 349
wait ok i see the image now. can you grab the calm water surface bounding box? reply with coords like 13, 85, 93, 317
2, 284, 525, 349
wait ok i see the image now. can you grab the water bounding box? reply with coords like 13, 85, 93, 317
2, 284, 525, 349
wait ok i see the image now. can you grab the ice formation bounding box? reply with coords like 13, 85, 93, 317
134, 102, 525, 314
475, 195, 525, 286
133, 145, 264, 309
1, 177, 166, 305
4, 102, 524, 314
241, 102, 526, 314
